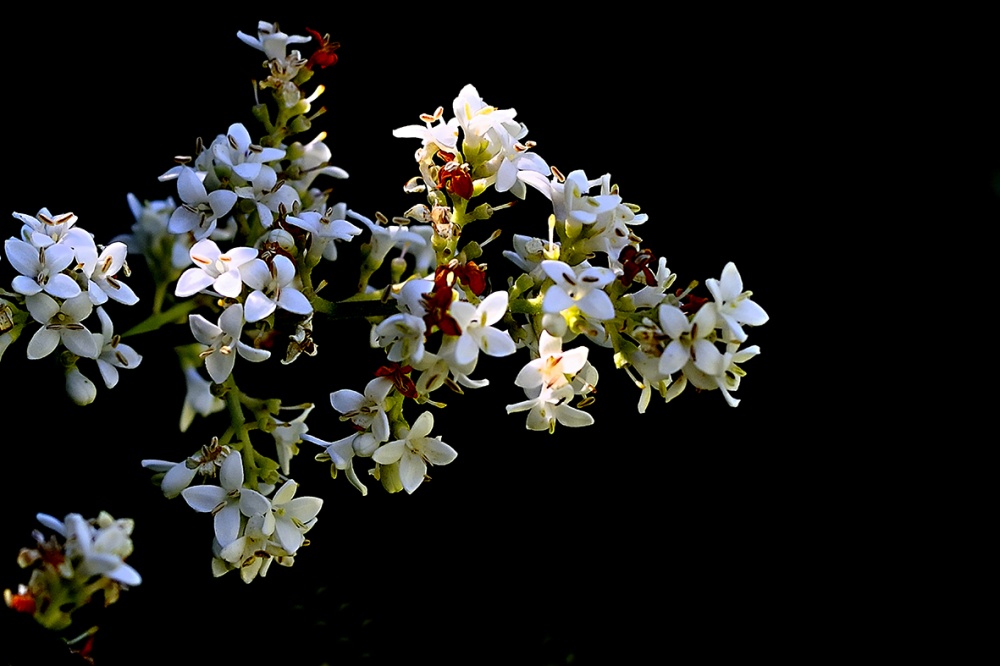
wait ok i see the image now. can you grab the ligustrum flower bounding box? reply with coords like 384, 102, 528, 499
25, 292, 99, 360
371, 411, 457, 494
181, 449, 272, 547
241, 255, 312, 322
540, 260, 616, 321
188, 303, 270, 384
176, 238, 258, 299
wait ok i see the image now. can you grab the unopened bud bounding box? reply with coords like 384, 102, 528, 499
289, 115, 312, 135
541, 313, 567, 338
390, 257, 408, 283
66, 367, 97, 406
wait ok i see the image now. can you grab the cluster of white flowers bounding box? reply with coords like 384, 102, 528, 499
5, 512, 140, 631
1, 209, 142, 404
5, 20, 771, 603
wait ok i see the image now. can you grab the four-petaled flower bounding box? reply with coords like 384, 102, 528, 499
540, 260, 616, 321
705, 262, 769, 343
212, 123, 286, 182
168, 167, 238, 240
189, 304, 270, 384
176, 238, 258, 298
181, 449, 272, 547
372, 411, 457, 494
25, 292, 99, 360
237, 21, 311, 62
241, 255, 313, 322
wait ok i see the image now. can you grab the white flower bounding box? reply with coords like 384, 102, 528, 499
705, 262, 769, 343
373, 313, 426, 364
181, 449, 272, 547
681, 343, 761, 408
176, 238, 258, 298
493, 127, 550, 200
372, 411, 457, 494
142, 438, 231, 498
446, 291, 517, 366
392, 105, 460, 151
37, 512, 141, 586
13, 209, 79, 247
302, 432, 374, 496
271, 404, 314, 475
81, 241, 138, 306
285, 203, 361, 262
505, 384, 594, 433
657, 303, 723, 377
4, 238, 81, 299
347, 209, 427, 266
25, 292, 99, 360
330, 377, 394, 443
540, 260, 616, 321
515, 331, 589, 392
520, 169, 620, 237
241, 255, 312, 322
233, 164, 300, 229
626, 256, 675, 310
115, 194, 183, 267
237, 21, 311, 61
94, 306, 142, 389
189, 303, 270, 384
266, 479, 322, 554
503, 234, 557, 281
212, 123, 286, 182
288, 132, 349, 195
168, 167, 238, 240
215, 514, 294, 584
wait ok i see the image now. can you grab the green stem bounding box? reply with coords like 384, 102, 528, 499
121, 299, 202, 338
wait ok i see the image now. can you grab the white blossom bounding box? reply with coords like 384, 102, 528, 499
176, 238, 258, 298
372, 411, 457, 494
181, 450, 272, 547
188, 303, 270, 384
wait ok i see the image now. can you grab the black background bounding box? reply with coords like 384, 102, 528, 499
2, 8, 813, 664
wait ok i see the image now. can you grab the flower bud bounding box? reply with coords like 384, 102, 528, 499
541, 313, 567, 338
390, 257, 407, 283
66, 367, 97, 406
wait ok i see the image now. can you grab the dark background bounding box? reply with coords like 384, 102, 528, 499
2, 9, 814, 664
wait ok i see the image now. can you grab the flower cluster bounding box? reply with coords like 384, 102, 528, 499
5, 512, 140, 631
4, 19, 771, 610
1, 210, 142, 404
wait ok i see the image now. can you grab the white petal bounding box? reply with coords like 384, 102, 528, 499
276, 288, 312, 315
399, 452, 427, 494
214, 271, 244, 299
178, 167, 208, 204
240, 259, 271, 290
244, 291, 276, 323
236, 342, 270, 363
239, 489, 271, 517
220, 451, 244, 490
161, 464, 198, 499
275, 518, 304, 553
182, 485, 227, 513
45, 274, 82, 299
421, 438, 457, 466
176, 268, 215, 297
26, 327, 60, 359
372, 440, 405, 465
409, 411, 435, 439
214, 504, 241, 546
